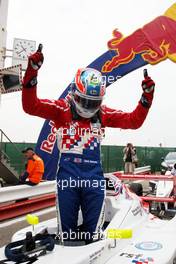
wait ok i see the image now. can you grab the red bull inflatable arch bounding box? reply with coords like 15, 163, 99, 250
35, 3, 176, 180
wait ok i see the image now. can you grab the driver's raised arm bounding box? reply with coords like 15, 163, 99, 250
22, 51, 69, 123
101, 76, 155, 129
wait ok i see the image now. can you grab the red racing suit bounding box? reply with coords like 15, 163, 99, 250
22, 85, 153, 241
22, 87, 150, 142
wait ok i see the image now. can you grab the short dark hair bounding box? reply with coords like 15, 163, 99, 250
21, 147, 34, 153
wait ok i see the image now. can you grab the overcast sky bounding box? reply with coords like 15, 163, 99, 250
0, 0, 176, 147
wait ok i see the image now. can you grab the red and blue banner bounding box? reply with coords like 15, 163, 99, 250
35, 3, 176, 180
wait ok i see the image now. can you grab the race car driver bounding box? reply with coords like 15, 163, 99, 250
22, 50, 155, 242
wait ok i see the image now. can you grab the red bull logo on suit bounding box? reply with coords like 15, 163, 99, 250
40, 121, 57, 154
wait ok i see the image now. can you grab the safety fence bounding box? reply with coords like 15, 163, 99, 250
0, 194, 56, 221
1, 142, 176, 174
1, 166, 176, 222
101, 145, 176, 173
0, 182, 56, 221
0, 166, 151, 221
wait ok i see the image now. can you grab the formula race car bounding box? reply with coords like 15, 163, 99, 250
0, 173, 176, 264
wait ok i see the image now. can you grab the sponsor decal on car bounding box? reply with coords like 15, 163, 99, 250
89, 247, 104, 264
135, 241, 163, 251
132, 205, 143, 216
120, 252, 154, 263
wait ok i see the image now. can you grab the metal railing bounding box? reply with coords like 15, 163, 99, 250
0, 129, 24, 174
0, 149, 10, 162
0, 170, 175, 221
0, 181, 55, 203
134, 165, 151, 174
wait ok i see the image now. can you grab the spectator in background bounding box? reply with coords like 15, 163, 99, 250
123, 143, 136, 174
19, 147, 44, 186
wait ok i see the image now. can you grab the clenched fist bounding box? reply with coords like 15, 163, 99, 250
23, 46, 44, 88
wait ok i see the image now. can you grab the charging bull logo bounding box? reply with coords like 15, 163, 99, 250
102, 9, 176, 72
36, 3, 176, 180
